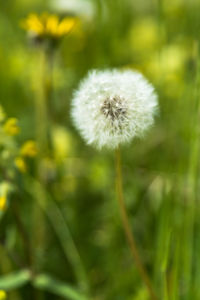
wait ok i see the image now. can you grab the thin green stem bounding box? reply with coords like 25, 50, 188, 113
115, 147, 158, 300
26, 176, 91, 296
183, 40, 200, 299
32, 47, 55, 280
35, 49, 49, 157
12, 200, 32, 268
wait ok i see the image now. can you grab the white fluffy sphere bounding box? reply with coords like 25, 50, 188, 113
71, 69, 158, 149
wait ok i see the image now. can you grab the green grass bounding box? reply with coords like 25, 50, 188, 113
0, 0, 200, 299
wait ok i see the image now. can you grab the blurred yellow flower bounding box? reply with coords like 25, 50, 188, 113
21, 140, 38, 157
144, 43, 187, 97
0, 196, 7, 211
0, 106, 6, 122
0, 291, 6, 300
160, 44, 187, 74
21, 12, 76, 39
15, 157, 27, 173
3, 118, 20, 136
129, 18, 160, 54
52, 126, 72, 161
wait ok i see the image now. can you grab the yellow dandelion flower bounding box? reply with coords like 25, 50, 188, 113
0, 291, 6, 300
20, 140, 38, 157
0, 196, 7, 211
21, 12, 76, 39
3, 118, 20, 136
15, 157, 27, 173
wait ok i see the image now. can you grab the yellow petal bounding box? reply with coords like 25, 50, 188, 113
26, 20, 44, 34
57, 18, 76, 36
46, 15, 59, 35
22, 14, 44, 34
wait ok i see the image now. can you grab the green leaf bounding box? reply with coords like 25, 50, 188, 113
0, 269, 31, 290
33, 274, 89, 300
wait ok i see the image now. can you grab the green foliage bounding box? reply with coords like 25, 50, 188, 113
33, 274, 89, 300
0, 0, 200, 299
0, 270, 30, 290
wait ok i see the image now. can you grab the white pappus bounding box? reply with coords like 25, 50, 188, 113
71, 69, 158, 149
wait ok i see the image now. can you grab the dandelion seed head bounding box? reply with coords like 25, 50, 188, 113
71, 69, 158, 149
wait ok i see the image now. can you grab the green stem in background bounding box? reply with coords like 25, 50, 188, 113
153, 180, 172, 299
35, 49, 49, 157
32, 46, 56, 282
0, 247, 22, 300
183, 40, 200, 299
43, 47, 56, 126
170, 234, 180, 300
26, 177, 90, 296
35, 46, 55, 156
115, 147, 158, 300
32, 43, 90, 295
12, 200, 32, 268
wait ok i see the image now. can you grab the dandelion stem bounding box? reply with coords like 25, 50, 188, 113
115, 146, 158, 300
32, 47, 55, 274
43, 47, 55, 124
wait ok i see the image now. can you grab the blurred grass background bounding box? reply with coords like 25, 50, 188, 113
1, 0, 200, 299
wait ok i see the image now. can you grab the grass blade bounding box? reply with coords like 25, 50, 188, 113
33, 273, 89, 300
0, 269, 31, 290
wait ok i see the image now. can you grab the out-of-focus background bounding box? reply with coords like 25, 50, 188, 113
0, 0, 200, 299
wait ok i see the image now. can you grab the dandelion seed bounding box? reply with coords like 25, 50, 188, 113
71, 69, 158, 149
